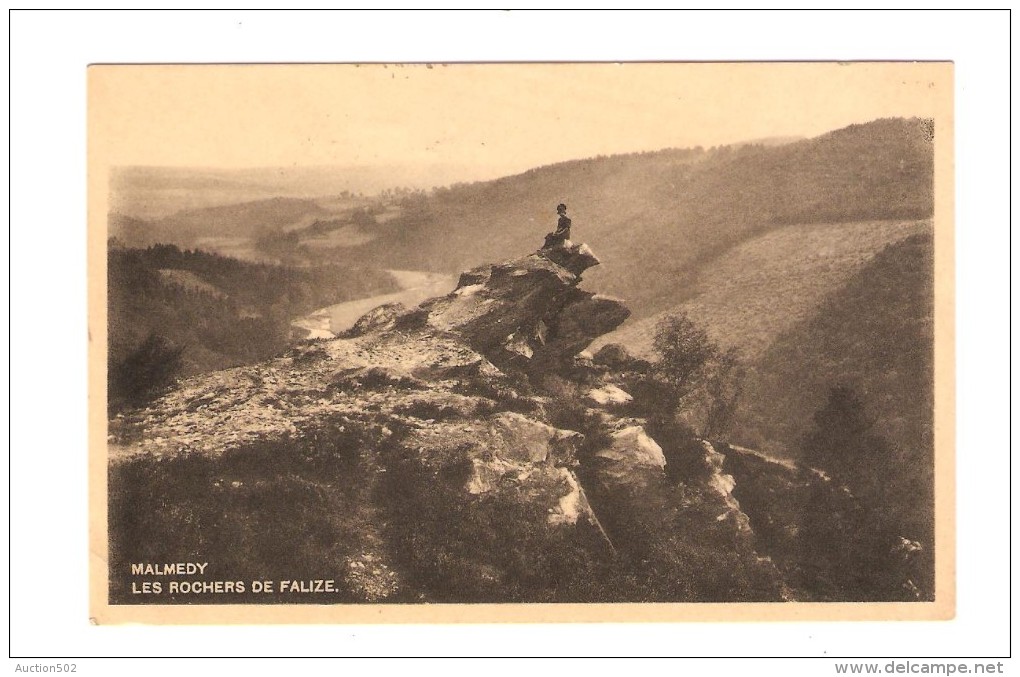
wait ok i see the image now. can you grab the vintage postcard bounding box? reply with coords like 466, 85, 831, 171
88, 62, 954, 623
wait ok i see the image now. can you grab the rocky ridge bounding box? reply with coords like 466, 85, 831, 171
108, 242, 914, 604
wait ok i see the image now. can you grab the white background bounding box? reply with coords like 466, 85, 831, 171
6, 9, 1013, 672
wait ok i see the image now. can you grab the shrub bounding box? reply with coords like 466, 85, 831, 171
393, 398, 468, 422
108, 333, 184, 413
287, 343, 330, 366
329, 366, 425, 393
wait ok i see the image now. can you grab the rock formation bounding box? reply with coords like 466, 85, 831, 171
417, 242, 630, 376
107, 242, 919, 605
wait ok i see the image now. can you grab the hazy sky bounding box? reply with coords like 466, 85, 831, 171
90, 62, 948, 183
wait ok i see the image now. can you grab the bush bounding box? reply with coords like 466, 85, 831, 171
393, 398, 468, 422
287, 343, 330, 366
109, 333, 184, 413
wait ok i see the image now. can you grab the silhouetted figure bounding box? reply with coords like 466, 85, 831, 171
543, 203, 572, 249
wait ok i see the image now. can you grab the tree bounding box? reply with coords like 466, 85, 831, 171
652, 312, 718, 404
350, 207, 376, 228
801, 385, 891, 493
700, 347, 745, 439
797, 385, 928, 601
645, 312, 747, 438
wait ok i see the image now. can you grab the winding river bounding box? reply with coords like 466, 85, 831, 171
292, 270, 458, 339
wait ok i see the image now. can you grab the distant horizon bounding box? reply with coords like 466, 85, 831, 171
109, 115, 928, 224
110, 118, 900, 178
108, 114, 926, 177
111, 131, 805, 179
111, 115, 928, 210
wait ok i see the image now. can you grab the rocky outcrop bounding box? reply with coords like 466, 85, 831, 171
702, 441, 753, 534
108, 244, 636, 603
106, 241, 864, 605
416, 242, 630, 376
344, 302, 406, 337
594, 422, 666, 481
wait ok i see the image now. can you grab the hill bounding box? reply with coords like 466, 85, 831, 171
110, 164, 507, 221
727, 233, 936, 585
109, 197, 330, 251
733, 233, 935, 467
592, 218, 931, 359
344, 117, 933, 317
108, 243, 932, 604
109, 118, 934, 321
156, 268, 228, 298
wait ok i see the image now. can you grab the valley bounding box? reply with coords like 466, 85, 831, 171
105, 116, 938, 604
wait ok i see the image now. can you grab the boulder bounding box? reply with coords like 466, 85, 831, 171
701, 441, 752, 533
531, 293, 630, 370
546, 467, 591, 526
345, 302, 406, 337
538, 242, 600, 276
549, 429, 584, 468
465, 455, 520, 495
456, 265, 491, 290
593, 343, 652, 372
586, 384, 633, 406
596, 424, 667, 475
489, 411, 560, 464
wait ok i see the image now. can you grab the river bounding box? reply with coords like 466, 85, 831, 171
291, 270, 458, 339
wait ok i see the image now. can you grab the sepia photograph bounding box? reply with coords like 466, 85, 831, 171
88, 61, 954, 623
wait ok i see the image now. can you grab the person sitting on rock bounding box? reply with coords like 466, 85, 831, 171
543, 203, 572, 249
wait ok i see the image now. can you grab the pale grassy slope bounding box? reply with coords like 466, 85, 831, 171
591, 219, 931, 360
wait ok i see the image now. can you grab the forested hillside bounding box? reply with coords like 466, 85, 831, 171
107, 244, 398, 411
348, 117, 934, 316
109, 197, 329, 249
